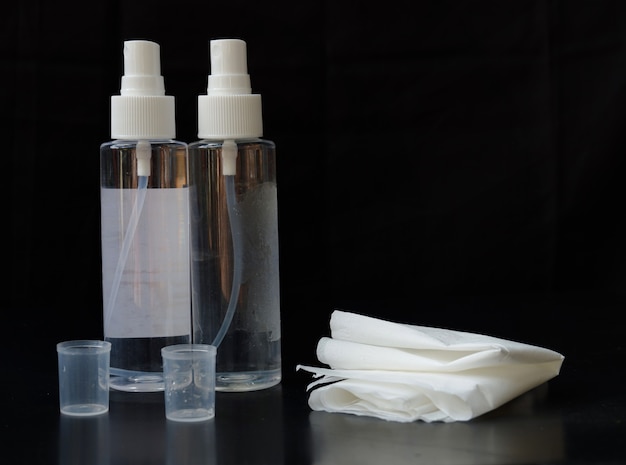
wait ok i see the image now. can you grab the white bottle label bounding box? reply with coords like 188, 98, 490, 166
101, 187, 191, 338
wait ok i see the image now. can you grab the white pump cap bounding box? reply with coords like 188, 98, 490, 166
111, 40, 176, 139
198, 38, 263, 139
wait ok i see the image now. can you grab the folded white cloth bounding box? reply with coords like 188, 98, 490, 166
297, 310, 564, 423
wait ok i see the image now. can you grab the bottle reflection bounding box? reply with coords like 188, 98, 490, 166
215, 384, 284, 464
309, 385, 565, 465
108, 392, 166, 464
59, 414, 110, 465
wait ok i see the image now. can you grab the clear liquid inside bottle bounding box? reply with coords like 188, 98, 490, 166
100, 140, 191, 392
189, 138, 281, 391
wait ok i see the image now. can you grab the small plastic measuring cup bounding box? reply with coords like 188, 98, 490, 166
57, 340, 111, 416
161, 344, 217, 422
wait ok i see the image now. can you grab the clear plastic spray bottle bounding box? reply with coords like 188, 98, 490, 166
189, 38, 281, 391
100, 40, 191, 392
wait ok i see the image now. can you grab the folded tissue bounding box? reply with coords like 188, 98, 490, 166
297, 310, 564, 423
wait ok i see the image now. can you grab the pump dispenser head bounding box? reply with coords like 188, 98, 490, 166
198, 38, 263, 139
207, 39, 251, 95
111, 40, 176, 139
120, 41, 166, 96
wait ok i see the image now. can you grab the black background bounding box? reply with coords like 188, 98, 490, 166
6, 1, 626, 381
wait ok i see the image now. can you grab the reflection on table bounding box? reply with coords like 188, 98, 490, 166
309, 384, 564, 465
58, 385, 285, 465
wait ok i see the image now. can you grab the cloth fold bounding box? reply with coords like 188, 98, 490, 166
297, 310, 564, 423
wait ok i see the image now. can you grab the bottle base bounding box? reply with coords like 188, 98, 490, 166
109, 368, 164, 392
216, 369, 281, 392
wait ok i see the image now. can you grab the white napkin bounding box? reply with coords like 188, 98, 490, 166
297, 310, 564, 423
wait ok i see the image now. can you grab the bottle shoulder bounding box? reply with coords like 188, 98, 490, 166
100, 139, 187, 150
188, 138, 275, 150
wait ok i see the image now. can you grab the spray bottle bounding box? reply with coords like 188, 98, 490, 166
100, 40, 191, 392
189, 38, 281, 391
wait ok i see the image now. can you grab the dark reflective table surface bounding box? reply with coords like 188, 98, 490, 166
5, 292, 626, 464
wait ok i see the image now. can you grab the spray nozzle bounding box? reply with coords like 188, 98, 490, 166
111, 39, 175, 139
121, 40, 166, 97
208, 39, 252, 96
197, 38, 262, 139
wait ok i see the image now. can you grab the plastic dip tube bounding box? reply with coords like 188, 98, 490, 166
161, 344, 217, 422
57, 340, 111, 416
